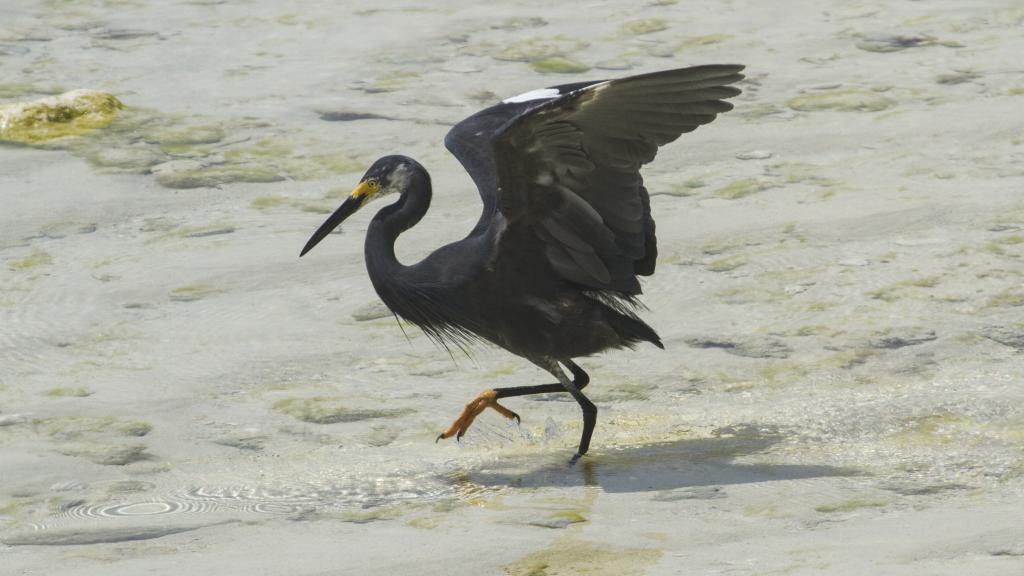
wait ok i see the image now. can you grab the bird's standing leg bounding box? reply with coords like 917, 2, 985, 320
435, 360, 589, 443
533, 358, 597, 464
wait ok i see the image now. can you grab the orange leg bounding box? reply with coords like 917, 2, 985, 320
436, 389, 521, 442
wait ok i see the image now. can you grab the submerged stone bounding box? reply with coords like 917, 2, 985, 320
620, 19, 670, 35
530, 57, 590, 74
787, 88, 895, 112
855, 33, 935, 53
0, 90, 124, 144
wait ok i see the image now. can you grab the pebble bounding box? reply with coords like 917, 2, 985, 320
736, 150, 773, 160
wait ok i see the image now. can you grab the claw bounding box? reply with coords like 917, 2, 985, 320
437, 389, 521, 443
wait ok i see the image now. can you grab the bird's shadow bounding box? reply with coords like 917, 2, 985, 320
448, 424, 856, 494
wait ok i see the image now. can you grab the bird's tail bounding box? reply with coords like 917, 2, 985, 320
603, 308, 663, 350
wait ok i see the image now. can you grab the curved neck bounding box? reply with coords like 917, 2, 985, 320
365, 163, 431, 281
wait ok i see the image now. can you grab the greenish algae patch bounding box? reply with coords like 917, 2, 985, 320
33, 416, 152, 440
590, 383, 650, 403
252, 195, 335, 213
505, 536, 661, 576
818, 349, 873, 370
58, 443, 151, 466
788, 89, 895, 112
155, 163, 283, 189
272, 396, 412, 424
0, 90, 124, 144
759, 361, 807, 386
986, 287, 1024, 308
705, 255, 746, 272
714, 178, 772, 199
169, 284, 224, 302
330, 506, 404, 524
362, 71, 421, 93
815, 498, 888, 513
44, 386, 92, 398
867, 276, 941, 302
493, 37, 587, 62
7, 249, 52, 270
889, 412, 973, 446
154, 124, 225, 153
678, 33, 733, 48
406, 516, 440, 529
620, 19, 670, 35
530, 57, 590, 74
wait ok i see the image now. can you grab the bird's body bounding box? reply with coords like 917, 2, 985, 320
301, 65, 743, 462
363, 161, 659, 360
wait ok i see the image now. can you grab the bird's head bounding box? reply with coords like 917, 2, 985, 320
299, 155, 417, 257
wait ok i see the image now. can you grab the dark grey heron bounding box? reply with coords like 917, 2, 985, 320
300, 64, 743, 463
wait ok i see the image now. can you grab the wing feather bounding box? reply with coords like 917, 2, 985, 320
444, 64, 743, 297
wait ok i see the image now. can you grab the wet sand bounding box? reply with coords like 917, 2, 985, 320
2, 1, 1024, 574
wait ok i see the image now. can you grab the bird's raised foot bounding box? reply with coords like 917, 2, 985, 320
436, 389, 520, 443
568, 452, 585, 466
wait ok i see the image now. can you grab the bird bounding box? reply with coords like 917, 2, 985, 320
300, 64, 744, 463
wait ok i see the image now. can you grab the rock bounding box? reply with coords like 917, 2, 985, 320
979, 326, 1024, 351
935, 70, 980, 85
0, 413, 30, 426
318, 110, 393, 122
59, 443, 151, 466
868, 328, 937, 349
684, 335, 791, 359
0, 90, 124, 144
524, 511, 587, 529
351, 300, 392, 322
151, 159, 283, 189
213, 434, 265, 451
855, 33, 935, 53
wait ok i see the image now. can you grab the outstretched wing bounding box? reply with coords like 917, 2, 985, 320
444, 80, 603, 235
490, 64, 744, 294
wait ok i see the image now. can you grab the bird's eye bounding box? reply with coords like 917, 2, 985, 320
366, 178, 381, 192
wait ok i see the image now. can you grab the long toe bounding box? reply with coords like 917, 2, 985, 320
490, 400, 521, 424
437, 390, 525, 444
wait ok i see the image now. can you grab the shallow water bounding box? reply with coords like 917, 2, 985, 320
3, 0, 1024, 574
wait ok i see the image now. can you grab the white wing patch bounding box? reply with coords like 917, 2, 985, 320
502, 87, 560, 104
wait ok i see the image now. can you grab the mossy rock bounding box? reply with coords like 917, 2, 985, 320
787, 89, 895, 112
530, 57, 590, 74
620, 19, 670, 35
0, 90, 124, 144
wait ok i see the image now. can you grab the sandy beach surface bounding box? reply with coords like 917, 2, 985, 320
2, 1, 1024, 574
